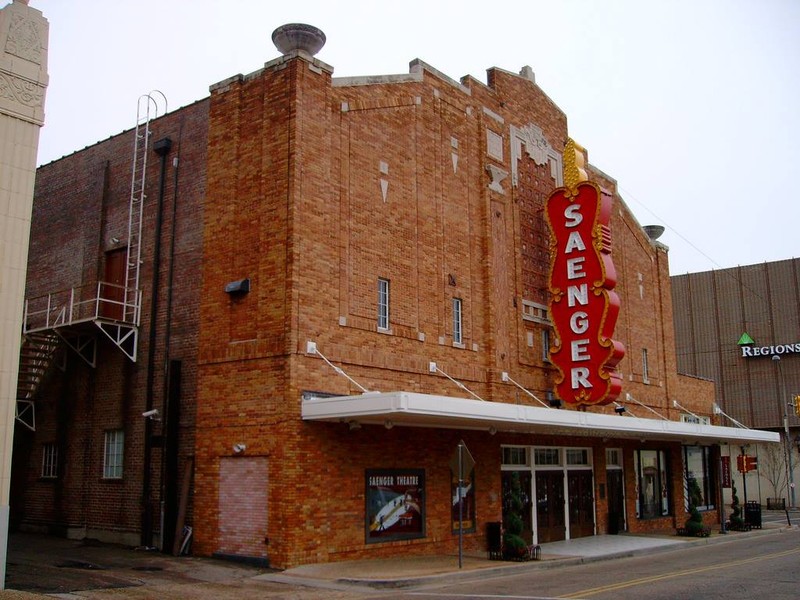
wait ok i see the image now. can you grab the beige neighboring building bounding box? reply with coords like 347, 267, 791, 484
0, 0, 48, 587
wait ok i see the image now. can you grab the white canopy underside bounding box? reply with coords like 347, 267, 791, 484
302, 391, 780, 445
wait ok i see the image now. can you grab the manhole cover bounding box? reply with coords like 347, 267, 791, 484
131, 565, 163, 572
56, 560, 105, 570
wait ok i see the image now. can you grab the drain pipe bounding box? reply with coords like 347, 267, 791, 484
158, 120, 183, 553
141, 136, 172, 548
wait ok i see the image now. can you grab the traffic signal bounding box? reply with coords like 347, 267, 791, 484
736, 454, 758, 473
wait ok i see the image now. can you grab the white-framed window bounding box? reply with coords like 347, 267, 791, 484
566, 448, 591, 466
606, 448, 623, 468
642, 348, 649, 383
542, 329, 551, 362
634, 449, 670, 518
103, 429, 124, 479
534, 447, 562, 466
41, 443, 58, 479
522, 300, 550, 324
452, 297, 463, 345
377, 278, 390, 330
501, 446, 529, 466
684, 445, 715, 511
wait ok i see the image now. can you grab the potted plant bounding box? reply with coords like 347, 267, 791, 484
683, 477, 709, 537
729, 483, 746, 531
503, 472, 530, 560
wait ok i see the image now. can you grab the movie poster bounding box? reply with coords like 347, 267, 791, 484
365, 469, 425, 543
451, 467, 476, 533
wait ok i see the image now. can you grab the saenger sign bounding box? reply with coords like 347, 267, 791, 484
545, 140, 625, 406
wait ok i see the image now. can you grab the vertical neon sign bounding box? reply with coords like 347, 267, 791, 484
545, 139, 624, 406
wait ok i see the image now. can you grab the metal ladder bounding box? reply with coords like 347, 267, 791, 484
124, 91, 167, 325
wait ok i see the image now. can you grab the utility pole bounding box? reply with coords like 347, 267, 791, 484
772, 356, 796, 509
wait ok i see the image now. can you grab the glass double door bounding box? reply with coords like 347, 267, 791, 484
535, 471, 566, 542
503, 469, 595, 544
535, 470, 594, 542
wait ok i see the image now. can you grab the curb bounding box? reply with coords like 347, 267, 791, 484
258, 526, 797, 591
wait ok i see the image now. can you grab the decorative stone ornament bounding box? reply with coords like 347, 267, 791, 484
0, 0, 48, 125
271, 23, 326, 56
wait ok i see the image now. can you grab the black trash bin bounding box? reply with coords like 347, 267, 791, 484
744, 501, 762, 529
486, 521, 502, 560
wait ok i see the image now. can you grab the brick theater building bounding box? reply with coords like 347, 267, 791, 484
672, 258, 800, 508
13, 25, 777, 567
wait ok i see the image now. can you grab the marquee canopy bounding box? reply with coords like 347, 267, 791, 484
302, 391, 780, 445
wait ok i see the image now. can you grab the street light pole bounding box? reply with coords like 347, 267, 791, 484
772, 355, 796, 509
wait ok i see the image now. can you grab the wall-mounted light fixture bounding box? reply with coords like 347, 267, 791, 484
224, 278, 250, 295
233, 443, 246, 454
111, 237, 120, 244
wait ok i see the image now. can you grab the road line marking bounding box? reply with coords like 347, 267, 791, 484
559, 547, 800, 598
409, 594, 561, 599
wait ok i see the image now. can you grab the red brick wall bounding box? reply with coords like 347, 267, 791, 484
195, 53, 716, 568
18, 48, 717, 565
15, 99, 208, 543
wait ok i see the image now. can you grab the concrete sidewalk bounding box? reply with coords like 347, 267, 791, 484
2, 512, 797, 597
262, 519, 798, 590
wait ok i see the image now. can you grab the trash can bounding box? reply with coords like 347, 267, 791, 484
744, 501, 762, 529
486, 521, 502, 560
767, 497, 785, 510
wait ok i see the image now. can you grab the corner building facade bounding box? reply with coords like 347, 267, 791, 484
193, 44, 775, 567
17, 31, 776, 568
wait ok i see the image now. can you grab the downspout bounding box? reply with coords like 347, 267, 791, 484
158, 121, 183, 553
141, 136, 172, 548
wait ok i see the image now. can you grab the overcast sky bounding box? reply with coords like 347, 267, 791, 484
31, 0, 800, 275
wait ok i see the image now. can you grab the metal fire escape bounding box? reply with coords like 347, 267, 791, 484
16, 92, 167, 431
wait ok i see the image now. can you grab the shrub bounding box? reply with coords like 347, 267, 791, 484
729, 483, 745, 530
503, 472, 529, 559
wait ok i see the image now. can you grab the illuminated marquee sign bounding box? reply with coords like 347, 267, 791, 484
545, 140, 624, 406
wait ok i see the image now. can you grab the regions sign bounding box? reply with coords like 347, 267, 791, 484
545, 140, 624, 406
740, 342, 800, 358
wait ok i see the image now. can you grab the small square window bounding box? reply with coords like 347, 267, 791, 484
534, 448, 561, 466
103, 429, 124, 479
566, 448, 590, 466
502, 447, 528, 466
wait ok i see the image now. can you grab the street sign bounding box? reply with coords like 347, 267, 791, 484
449, 440, 475, 476
450, 440, 475, 570
736, 454, 758, 473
